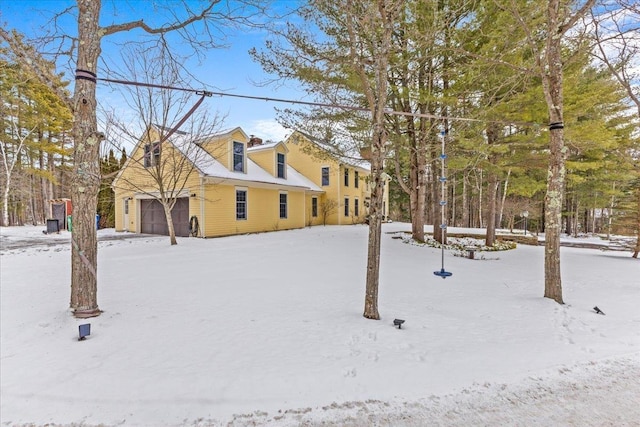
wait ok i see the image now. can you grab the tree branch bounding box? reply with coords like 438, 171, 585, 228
102, 1, 218, 36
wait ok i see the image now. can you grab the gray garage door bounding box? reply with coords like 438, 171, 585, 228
140, 198, 189, 237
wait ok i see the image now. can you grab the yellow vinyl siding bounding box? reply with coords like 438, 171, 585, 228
285, 138, 330, 188
113, 139, 203, 233
199, 128, 249, 171
306, 195, 323, 226
247, 143, 288, 179
113, 127, 383, 237
247, 149, 274, 176
339, 165, 369, 224
200, 183, 306, 237
285, 132, 380, 226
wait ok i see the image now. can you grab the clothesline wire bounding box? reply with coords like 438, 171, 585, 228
97, 76, 541, 128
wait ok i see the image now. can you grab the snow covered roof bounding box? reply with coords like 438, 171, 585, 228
291, 131, 372, 171
171, 132, 323, 192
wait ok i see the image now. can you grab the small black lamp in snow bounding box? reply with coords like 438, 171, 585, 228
393, 319, 405, 329
78, 323, 91, 341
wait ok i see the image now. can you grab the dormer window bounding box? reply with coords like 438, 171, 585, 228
277, 153, 286, 178
233, 141, 245, 172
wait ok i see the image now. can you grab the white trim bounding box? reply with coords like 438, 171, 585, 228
203, 176, 310, 192
199, 176, 205, 238
123, 198, 130, 232
132, 190, 191, 200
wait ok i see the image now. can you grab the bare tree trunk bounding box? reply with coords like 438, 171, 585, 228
633, 188, 640, 258
358, 0, 401, 321
2, 183, 10, 227
432, 145, 443, 243
462, 172, 469, 227
410, 152, 427, 242
164, 203, 178, 245
574, 202, 580, 238
450, 175, 456, 227
485, 124, 500, 246
485, 173, 498, 246
606, 187, 615, 240
364, 126, 386, 320
40, 149, 50, 222
499, 169, 511, 227
70, 0, 103, 318
541, 0, 595, 304
477, 169, 483, 229
543, 123, 565, 304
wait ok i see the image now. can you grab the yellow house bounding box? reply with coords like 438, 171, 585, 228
112, 126, 389, 237
284, 131, 390, 226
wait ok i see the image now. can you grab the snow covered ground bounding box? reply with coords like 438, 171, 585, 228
1, 223, 638, 426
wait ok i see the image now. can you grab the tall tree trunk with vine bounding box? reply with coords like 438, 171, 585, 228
70, 0, 103, 317
540, 0, 594, 304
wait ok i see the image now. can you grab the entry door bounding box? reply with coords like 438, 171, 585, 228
123, 198, 130, 231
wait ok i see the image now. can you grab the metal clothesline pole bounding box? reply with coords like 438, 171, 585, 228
434, 129, 452, 279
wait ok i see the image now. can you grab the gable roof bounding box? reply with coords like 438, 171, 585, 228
247, 140, 288, 153
194, 126, 250, 145
288, 130, 372, 171
119, 126, 324, 193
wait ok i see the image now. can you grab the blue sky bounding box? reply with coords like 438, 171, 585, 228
0, 0, 305, 143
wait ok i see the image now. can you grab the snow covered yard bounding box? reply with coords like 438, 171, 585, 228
1, 223, 638, 426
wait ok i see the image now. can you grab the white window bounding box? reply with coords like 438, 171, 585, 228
277, 153, 286, 178
321, 166, 330, 186
236, 188, 247, 220
233, 141, 245, 172
144, 142, 160, 168
279, 192, 288, 219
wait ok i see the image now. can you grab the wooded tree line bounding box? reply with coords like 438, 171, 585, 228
0, 51, 123, 228
0, 51, 73, 226
252, 0, 639, 248
251, 0, 639, 315
385, 42, 638, 237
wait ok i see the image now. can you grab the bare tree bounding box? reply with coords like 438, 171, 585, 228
0, 0, 264, 318
108, 46, 221, 245
320, 198, 338, 226
1, 122, 35, 227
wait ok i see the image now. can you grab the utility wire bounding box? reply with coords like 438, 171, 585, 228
98, 76, 541, 128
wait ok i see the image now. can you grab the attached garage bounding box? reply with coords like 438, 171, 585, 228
140, 198, 190, 237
